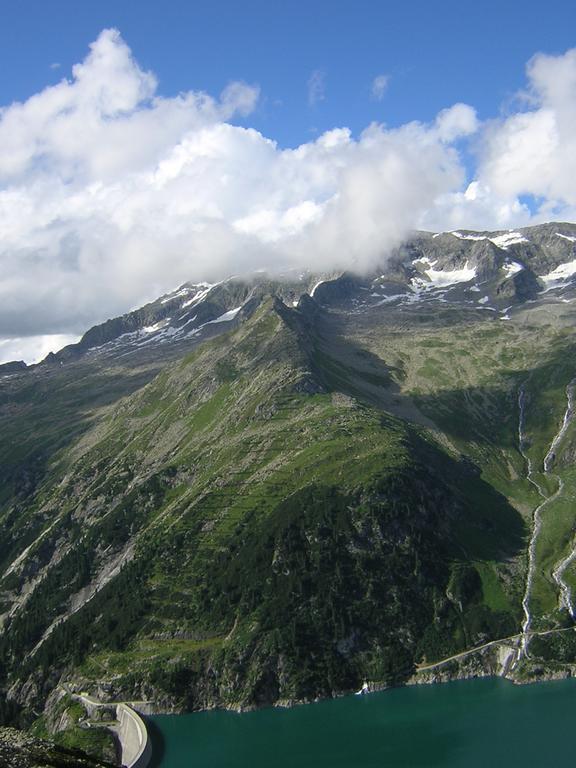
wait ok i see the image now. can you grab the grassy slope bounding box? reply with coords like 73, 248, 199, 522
341, 301, 576, 645
0, 297, 528, 715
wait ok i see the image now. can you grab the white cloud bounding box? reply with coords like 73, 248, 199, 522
420, 47, 576, 231
308, 69, 326, 106
0, 334, 80, 365
371, 74, 389, 101
474, 48, 576, 221
2, 31, 576, 364
435, 103, 479, 142
0, 29, 258, 185
0, 29, 477, 361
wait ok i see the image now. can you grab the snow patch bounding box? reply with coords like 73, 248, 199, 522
502, 261, 523, 277
375, 294, 403, 306
182, 283, 218, 308
160, 286, 194, 304
310, 280, 325, 297
490, 232, 529, 249
136, 324, 178, 346
206, 307, 242, 324
478, 296, 490, 304
422, 262, 477, 287
451, 231, 487, 241
187, 306, 242, 337
540, 259, 576, 288
412, 256, 438, 267
451, 230, 529, 249
556, 233, 576, 243
141, 322, 164, 334
441, 230, 531, 250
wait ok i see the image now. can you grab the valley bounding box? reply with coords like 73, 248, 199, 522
2, 223, 576, 761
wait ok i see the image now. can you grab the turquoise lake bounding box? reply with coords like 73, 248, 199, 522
148, 677, 576, 767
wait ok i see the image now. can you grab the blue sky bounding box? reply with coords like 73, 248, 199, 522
1, 0, 575, 147
1, 0, 576, 363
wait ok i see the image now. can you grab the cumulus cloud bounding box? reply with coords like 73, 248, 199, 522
0, 29, 477, 361
371, 74, 389, 101
435, 103, 479, 142
476, 49, 576, 219
2, 30, 576, 363
419, 47, 576, 231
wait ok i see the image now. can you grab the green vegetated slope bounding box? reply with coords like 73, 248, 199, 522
0, 725, 117, 768
340, 299, 576, 660
0, 296, 530, 720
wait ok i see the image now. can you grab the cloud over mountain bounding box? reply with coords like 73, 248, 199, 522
1, 29, 576, 362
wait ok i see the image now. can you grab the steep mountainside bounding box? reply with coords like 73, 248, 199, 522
2, 223, 576, 743
0, 727, 116, 768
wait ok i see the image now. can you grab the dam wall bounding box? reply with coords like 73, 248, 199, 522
115, 703, 152, 768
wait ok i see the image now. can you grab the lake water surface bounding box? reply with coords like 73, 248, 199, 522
148, 677, 576, 767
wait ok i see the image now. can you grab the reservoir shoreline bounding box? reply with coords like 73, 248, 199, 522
77, 630, 575, 764
134, 630, 576, 720
147, 675, 576, 768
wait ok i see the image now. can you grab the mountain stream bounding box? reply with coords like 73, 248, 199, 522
515, 380, 576, 662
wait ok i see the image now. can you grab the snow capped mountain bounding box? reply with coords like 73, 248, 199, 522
4, 219, 576, 730
3, 221, 576, 375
